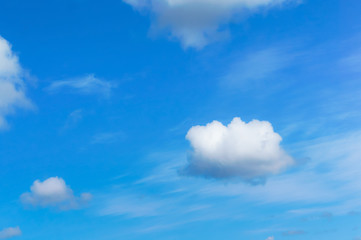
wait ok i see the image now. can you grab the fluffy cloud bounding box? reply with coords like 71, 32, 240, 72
184, 117, 293, 182
21, 177, 91, 210
0, 36, 33, 129
265, 237, 274, 240
0, 227, 21, 239
123, 0, 295, 48
46, 74, 116, 97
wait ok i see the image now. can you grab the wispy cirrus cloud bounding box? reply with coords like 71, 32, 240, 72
199, 129, 361, 215
61, 109, 83, 131
92, 129, 361, 237
98, 193, 165, 218
46, 74, 116, 97
222, 47, 295, 88
127, 129, 361, 216
340, 48, 361, 73
91, 131, 125, 144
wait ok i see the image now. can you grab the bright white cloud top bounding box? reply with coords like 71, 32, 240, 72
21, 177, 91, 210
124, 0, 295, 48
0, 227, 21, 239
0, 36, 32, 129
184, 117, 293, 181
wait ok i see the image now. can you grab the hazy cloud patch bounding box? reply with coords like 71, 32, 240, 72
0, 227, 21, 239
222, 47, 294, 88
282, 230, 306, 236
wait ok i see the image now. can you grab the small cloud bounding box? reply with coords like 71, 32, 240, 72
62, 109, 83, 130
0, 227, 21, 239
46, 74, 116, 97
182, 117, 294, 182
282, 230, 306, 236
0, 36, 34, 130
265, 237, 274, 240
21, 177, 91, 210
123, 0, 298, 49
90, 131, 125, 144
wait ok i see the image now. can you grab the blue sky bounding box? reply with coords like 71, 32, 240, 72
0, 0, 361, 239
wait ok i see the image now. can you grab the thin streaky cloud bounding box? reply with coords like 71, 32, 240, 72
340, 48, 361, 73
91, 131, 125, 144
46, 74, 116, 97
222, 47, 294, 88
61, 109, 83, 131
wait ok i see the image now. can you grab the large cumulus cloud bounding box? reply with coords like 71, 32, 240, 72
184, 117, 293, 182
123, 0, 296, 48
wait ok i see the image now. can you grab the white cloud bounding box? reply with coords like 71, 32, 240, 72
184, 117, 293, 181
46, 74, 116, 97
123, 0, 296, 48
265, 237, 274, 240
21, 177, 91, 210
0, 36, 33, 129
0, 227, 21, 239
